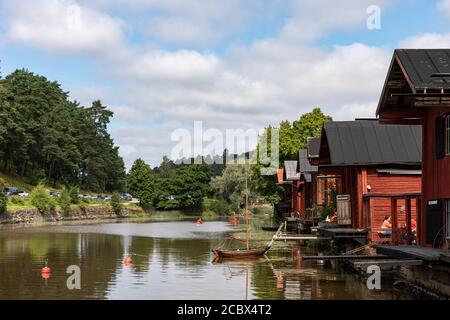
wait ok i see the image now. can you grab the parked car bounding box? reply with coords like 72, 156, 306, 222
17, 191, 29, 197
49, 191, 61, 197
121, 193, 132, 201
3, 187, 19, 196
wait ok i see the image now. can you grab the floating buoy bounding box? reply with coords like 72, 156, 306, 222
123, 257, 133, 265
41, 259, 51, 274
41, 266, 52, 273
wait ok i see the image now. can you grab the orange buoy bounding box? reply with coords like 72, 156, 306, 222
196, 218, 203, 225
230, 219, 238, 225
123, 257, 133, 265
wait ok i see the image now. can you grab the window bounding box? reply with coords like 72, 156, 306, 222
446, 115, 450, 156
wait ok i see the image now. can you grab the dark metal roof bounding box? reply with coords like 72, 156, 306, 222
395, 49, 450, 89
299, 149, 318, 173
321, 120, 422, 166
307, 137, 320, 158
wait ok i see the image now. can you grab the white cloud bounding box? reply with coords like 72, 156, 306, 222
115, 49, 220, 84
280, 0, 391, 41
4, 0, 124, 56
399, 33, 450, 48
438, 0, 450, 18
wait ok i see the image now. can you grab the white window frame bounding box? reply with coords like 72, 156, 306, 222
446, 115, 450, 156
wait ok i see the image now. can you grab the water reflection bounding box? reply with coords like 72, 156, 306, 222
0, 220, 401, 300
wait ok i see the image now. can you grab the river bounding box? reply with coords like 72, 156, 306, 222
0, 216, 406, 300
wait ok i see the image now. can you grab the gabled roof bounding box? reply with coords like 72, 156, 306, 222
307, 137, 320, 158
284, 160, 300, 180
377, 49, 450, 122
319, 120, 422, 166
299, 149, 318, 173
396, 49, 450, 90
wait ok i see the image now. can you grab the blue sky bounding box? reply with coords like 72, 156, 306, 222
1, 0, 450, 168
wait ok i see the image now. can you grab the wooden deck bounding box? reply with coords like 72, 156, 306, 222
352, 259, 423, 270
376, 245, 450, 263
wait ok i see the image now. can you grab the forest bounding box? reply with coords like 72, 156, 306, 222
0, 69, 126, 192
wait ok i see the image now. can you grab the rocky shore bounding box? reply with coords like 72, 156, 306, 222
0, 205, 147, 224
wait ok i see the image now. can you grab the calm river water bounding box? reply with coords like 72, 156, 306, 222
0, 217, 405, 300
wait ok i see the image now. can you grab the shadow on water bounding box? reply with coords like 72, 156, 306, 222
0, 218, 405, 300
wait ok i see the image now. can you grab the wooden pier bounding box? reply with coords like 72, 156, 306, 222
318, 228, 368, 244
273, 234, 331, 241
376, 245, 450, 263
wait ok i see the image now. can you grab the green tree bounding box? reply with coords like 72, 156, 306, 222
210, 164, 257, 213
110, 191, 122, 215
153, 164, 212, 210
30, 184, 51, 213
69, 186, 79, 204
0, 182, 6, 214
127, 159, 155, 209
0, 70, 126, 193
154, 156, 175, 178
59, 187, 71, 216
254, 108, 332, 203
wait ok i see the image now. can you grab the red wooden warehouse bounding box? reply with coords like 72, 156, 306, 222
316, 119, 422, 243
377, 49, 450, 249
279, 148, 318, 219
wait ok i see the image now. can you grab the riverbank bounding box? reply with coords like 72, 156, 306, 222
0, 203, 148, 225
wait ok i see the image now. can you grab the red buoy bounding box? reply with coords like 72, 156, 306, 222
41, 272, 51, 279
41, 266, 52, 273
196, 218, 203, 225
123, 257, 133, 265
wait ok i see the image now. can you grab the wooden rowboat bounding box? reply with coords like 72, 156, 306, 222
212, 246, 270, 258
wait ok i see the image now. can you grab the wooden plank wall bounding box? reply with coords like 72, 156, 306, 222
366, 169, 421, 231
421, 108, 450, 246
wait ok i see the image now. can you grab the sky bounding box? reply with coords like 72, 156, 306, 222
1, 0, 450, 169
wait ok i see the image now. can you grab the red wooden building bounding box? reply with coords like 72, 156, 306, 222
316, 119, 422, 243
277, 148, 318, 219
377, 49, 450, 248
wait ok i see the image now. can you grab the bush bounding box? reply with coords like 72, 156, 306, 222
9, 196, 24, 205
209, 199, 230, 216
78, 202, 87, 214
69, 187, 79, 204
110, 192, 123, 215
0, 191, 6, 214
59, 187, 71, 216
30, 184, 52, 213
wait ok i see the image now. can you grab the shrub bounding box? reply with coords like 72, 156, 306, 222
209, 199, 230, 216
69, 187, 79, 204
9, 196, 24, 205
110, 192, 123, 215
0, 191, 6, 214
30, 184, 51, 213
59, 187, 71, 216
78, 202, 87, 214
